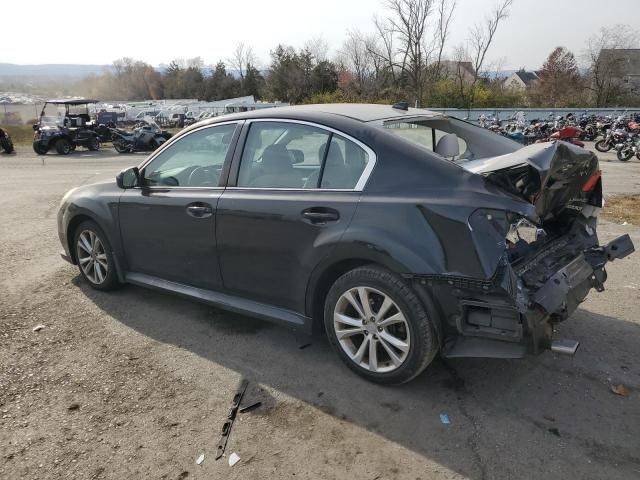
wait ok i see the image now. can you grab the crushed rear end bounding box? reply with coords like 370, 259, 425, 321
441, 141, 634, 357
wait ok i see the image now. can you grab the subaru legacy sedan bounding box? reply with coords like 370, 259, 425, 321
58, 103, 634, 384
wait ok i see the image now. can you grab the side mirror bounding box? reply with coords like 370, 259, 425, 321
116, 166, 139, 189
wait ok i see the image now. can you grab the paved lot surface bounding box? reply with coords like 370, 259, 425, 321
1, 145, 639, 480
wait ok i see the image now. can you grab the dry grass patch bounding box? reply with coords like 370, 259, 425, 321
603, 195, 640, 225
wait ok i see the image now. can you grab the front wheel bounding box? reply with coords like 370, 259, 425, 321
324, 266, 438, 384
595, 139, 611, 152
113, 141, 129, 153
33, 142, 48, 155
617, 147, 633, 162
73, 220, 119, 290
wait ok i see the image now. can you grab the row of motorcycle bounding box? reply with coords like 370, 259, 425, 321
478, 111, 640, 161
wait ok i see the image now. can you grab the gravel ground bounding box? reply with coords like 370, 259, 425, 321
1, 145, 639, 480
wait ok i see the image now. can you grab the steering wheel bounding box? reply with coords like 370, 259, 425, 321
188, 166, 219, 187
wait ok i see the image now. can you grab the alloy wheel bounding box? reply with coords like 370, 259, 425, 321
333, 286, 411, 373
76, 230, 109, 285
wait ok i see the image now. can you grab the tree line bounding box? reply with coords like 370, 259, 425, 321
75, 1, 640, 108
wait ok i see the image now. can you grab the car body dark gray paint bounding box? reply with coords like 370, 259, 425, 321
58, 104, 633, 359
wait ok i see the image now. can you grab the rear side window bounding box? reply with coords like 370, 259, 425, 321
320, 134, 370, 189
237, 121, 371, 189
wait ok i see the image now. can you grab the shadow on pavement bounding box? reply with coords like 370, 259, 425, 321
75, 277, 640, 479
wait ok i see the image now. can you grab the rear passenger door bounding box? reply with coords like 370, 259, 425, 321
216, 120, 374, 314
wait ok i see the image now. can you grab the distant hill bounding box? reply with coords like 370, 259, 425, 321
0, 63, 111, 78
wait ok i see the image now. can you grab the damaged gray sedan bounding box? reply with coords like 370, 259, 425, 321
57, 103, 634, 384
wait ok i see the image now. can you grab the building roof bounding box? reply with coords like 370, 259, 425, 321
514, 71, 539, 84
45, 98, 99, 105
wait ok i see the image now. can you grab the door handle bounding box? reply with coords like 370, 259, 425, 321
302, 207, 340, 224
186, 203, 213, 218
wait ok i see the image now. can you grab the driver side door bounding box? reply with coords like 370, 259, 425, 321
118, 122, 240, 290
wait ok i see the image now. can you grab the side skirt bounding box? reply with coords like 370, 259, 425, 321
124, 272, 312, 334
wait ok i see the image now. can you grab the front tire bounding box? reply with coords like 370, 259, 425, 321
113, 141, 129, 153
33, 142, 48, 155
73, 220, 119, 290
617, 148, 633, 162
324, 266, 438, 384
595, 139, 611, 152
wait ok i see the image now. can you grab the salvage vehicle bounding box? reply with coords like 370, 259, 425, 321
33, 99, 101, 155
0, 127, 14, 153
109, 119, 169, 153
57, 103, 634, 384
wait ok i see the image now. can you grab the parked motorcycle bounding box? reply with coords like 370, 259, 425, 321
615, 134, 639, 162
0, 127, 14, 153
595, 126, 629, 152
110, 120, 168, 153
536, 126, 585, 148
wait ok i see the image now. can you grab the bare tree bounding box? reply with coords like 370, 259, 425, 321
584, 25, 640, 106
305, 36, 330, 64
227, 43, 257, 80
456, 0, 512, 107
370, 16, 399, 86
384, 0, 435, 106
432, 0, 456, 82
341, 30, 376, 92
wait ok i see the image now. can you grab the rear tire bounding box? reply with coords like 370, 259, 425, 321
324, 265, 438, 384
0, 138, 13, 153
55, 138, 72, 155
595, 139, 611, 152
73, 220, 119, 291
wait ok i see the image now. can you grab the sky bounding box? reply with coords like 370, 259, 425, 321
1, 0, 638, 70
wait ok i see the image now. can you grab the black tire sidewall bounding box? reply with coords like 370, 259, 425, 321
324, 266, 438, 384
56, 138, 71, 155
73, 220, 118, 290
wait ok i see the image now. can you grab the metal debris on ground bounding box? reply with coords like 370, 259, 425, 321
228, 452, 240, 467
299, 343, 312, 350
610, 384, 629, 396
440, 414, 451, 425
32, 324, 46, 332
215, 379, 249, 460
239, 402, 262, 414
195, 454, 205, 465
67, 403, 80, 411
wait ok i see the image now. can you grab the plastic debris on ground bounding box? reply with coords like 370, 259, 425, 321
440, 414, 450, 425
610, 384, 629, 396
228, 452, 240, 467
32, 325, 46, 332
196, 454, 205, 465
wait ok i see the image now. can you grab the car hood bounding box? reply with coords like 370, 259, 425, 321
461, 141, 600, 223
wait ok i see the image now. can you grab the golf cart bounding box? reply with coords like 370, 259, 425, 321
33, 99, 101, 155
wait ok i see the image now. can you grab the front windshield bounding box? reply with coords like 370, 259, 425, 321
40, 103, 94, 127
378, 115, 521, 161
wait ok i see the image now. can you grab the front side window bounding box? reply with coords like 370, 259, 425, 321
237, 122, 370, 189
142, 123, 236, 187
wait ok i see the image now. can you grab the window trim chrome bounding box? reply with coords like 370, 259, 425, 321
232, 118, 377, 192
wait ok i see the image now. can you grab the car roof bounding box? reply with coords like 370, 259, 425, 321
45, 98, 99, 105
245, 103, 445, 122
188, 104, 446, 133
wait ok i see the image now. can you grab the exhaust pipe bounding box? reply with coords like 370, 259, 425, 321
551, 339, 580, 356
